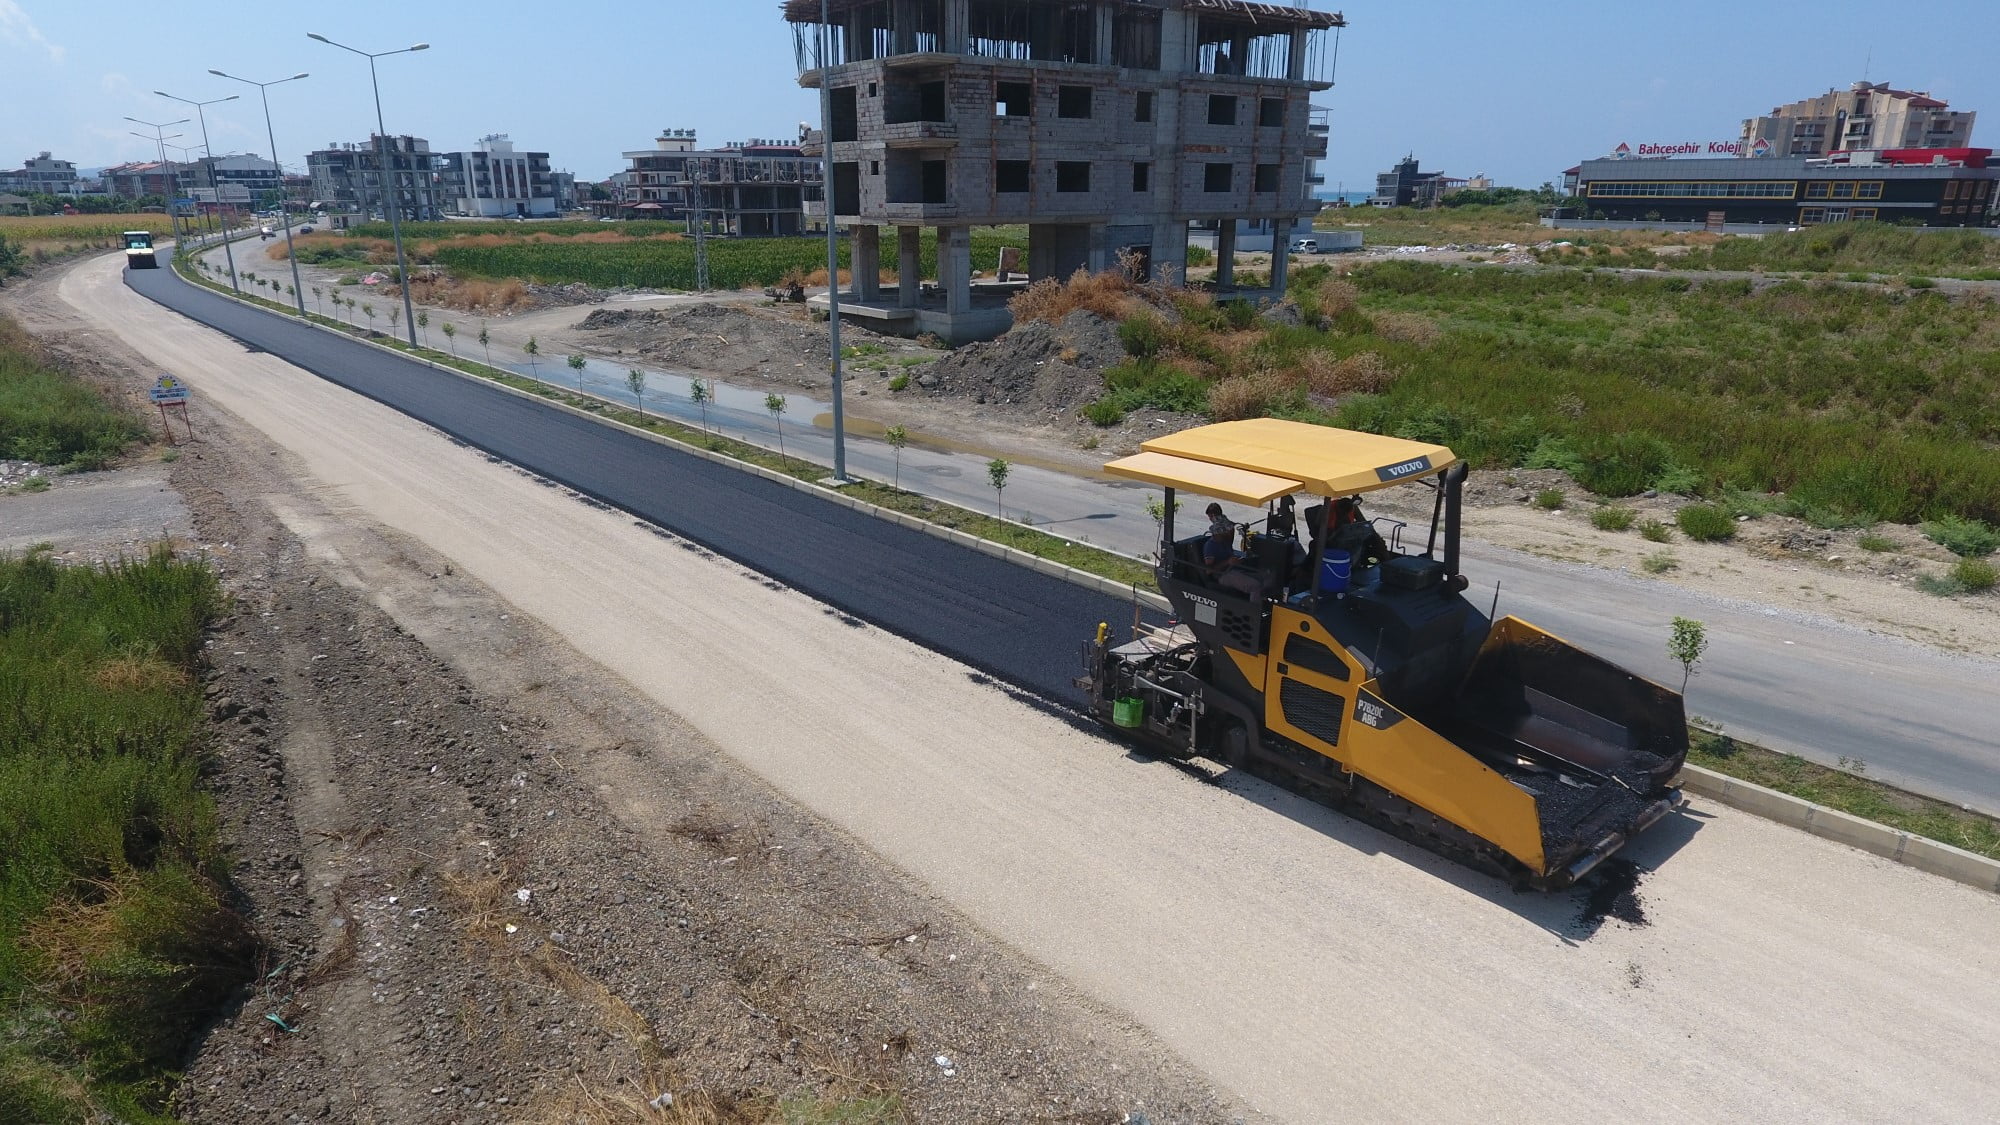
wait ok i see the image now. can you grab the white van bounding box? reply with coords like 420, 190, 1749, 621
1289, 238, 1319, 254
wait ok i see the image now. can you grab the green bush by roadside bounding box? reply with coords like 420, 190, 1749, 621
1676, 503, 1737, 542
0, 549, 256, 1120
0, 316, 145, 468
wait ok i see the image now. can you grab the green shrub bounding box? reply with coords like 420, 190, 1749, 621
1118, 313, 1166, 357
1857, 532, 1896, 552
1534, 488, 1565, 511
1676, 503, 1737, 542
1915, 573, 1964, 597
1920, 515, 2000, 557
1523, 435, 1583, 475
1639, 519, 1674, 543
1651, 462, 1703, 496
1186, 244, 1214, 267
887, 374, 911, 392
1574, 432, 1673, 498
1953, 556, 1998, 592
1221, 300, 1258, 331
1591, 506, 1636, 531
1905, 276, 1937, 289
1082, 399, 1125, 427
1642, 552, 1678, 574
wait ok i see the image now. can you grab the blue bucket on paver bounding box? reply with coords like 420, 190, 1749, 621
1319, 549, 1352, 593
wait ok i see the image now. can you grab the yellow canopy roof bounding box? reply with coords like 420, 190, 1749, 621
1132, 418, 1457, 498
1103, 450, 1304, 505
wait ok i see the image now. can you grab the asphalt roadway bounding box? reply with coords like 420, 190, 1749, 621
125, 262, 1141, 706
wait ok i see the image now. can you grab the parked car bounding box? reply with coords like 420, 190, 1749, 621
1289, 238, 1320, 254
298, 224, 315, 234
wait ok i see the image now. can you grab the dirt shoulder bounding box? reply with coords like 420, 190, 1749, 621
9, 259, 1240, 1121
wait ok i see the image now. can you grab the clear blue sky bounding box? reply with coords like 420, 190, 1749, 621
4, 0, 1995, 189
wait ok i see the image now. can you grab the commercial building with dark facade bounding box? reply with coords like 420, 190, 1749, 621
1574, 148, 1997, 227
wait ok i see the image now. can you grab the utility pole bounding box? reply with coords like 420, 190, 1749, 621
156, 90, 241, 293
211, 69, 310, 316
818, 0, 850, 481
124, 116, 188, 243
309, 33, 428, 348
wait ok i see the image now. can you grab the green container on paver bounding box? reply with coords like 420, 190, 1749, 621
1112, 696, 1145, 728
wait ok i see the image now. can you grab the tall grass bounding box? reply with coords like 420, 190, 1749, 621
0, 315, 146, 467
0, 549, 255, 1120
346, 219, 686, 240
0, 215, 175, 241
1676, 223, 2000, 277
1324, 262, 2000, 524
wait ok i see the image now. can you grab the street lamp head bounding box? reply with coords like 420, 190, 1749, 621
208, 69, 226, 77
410, 43, 429, 51
307, 32, 330, 43
291, 71, 309, 80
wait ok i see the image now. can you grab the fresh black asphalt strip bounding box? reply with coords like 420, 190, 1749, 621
125, 265, 1150, 706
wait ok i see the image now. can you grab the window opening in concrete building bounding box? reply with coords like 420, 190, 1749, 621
1133, 162, 1151, 193
1134, 91, 1154, 123
922, 160, 947, 204
1112, 8, 1163, 69
1204, 163, 1233, 193
1057, 161, 1091, 193
832, 162, 860, 215
1208, 95, 1237, 126
1058, 85, 1093, 119
1254, 163, 1280, 193
1260, 97, 1285, 128
886, 79, 949, 124
868, 82, 879, 97
995, 160, 1031, 193
996, 81, 1031, 118
871, 161, 881, 176
831, 87, 859, 142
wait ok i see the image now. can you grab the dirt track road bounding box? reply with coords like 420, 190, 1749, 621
69, 253, 2000, 1122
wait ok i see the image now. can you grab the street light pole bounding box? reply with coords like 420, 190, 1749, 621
211, 69, 310, 316
818, 0, 850, 481
308, 33, 428, 348
124, 115, 187, 242
156, 90, 241, 293
164, 143, 209, 238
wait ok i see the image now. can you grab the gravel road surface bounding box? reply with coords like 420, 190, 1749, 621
79, 253, 2000, 1122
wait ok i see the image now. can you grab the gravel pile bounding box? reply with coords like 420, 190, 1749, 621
918, 310, 1125, 410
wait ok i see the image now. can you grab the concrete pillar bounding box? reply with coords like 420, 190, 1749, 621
893, 0, 917, 54
853, 224, 881, 302
941, 0, 967, 53
941, 224, 972, 316
1289, 28, 1309, 80
1094, 2, 1115, 65
1087, 222, 1111, 274
897, 225, 923, 308
1269, 218, 1291, 295
1151, 219, 1189, 285
1216, 221, 1237, 288
1159, 10, 1193, 73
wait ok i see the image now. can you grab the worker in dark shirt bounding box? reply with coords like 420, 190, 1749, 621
1330, 497, 1390, 567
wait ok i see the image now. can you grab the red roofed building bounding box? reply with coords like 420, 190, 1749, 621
1740, 81, 1975, 158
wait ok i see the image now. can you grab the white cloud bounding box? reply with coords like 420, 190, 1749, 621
0, 0, 63, 62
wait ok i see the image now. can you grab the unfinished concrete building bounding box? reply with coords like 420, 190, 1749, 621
785, 0, 1340, 343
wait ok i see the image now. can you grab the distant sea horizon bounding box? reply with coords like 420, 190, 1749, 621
1313, 190, 1373, 206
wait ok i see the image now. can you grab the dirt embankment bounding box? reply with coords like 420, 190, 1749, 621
4, 264, 1242, 1123
914, 310, 1124, 412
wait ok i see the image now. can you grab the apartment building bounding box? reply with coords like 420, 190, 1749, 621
617, 129, 823, 236
1740, 81, 1976, 159
0, 151, 80, 195
785, 0, 1338, 343
308, 136, 444, 222
440, 135, 557, 218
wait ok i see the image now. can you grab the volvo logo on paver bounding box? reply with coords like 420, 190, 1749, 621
1355, 689, 1405, 730
1182, 591, 1220, 626
1375, 456, 1432, 482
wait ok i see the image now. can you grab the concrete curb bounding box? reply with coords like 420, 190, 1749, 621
167, 247, 1176, 623
171, 251, 1999, 898
1679, 764, 2000, 895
